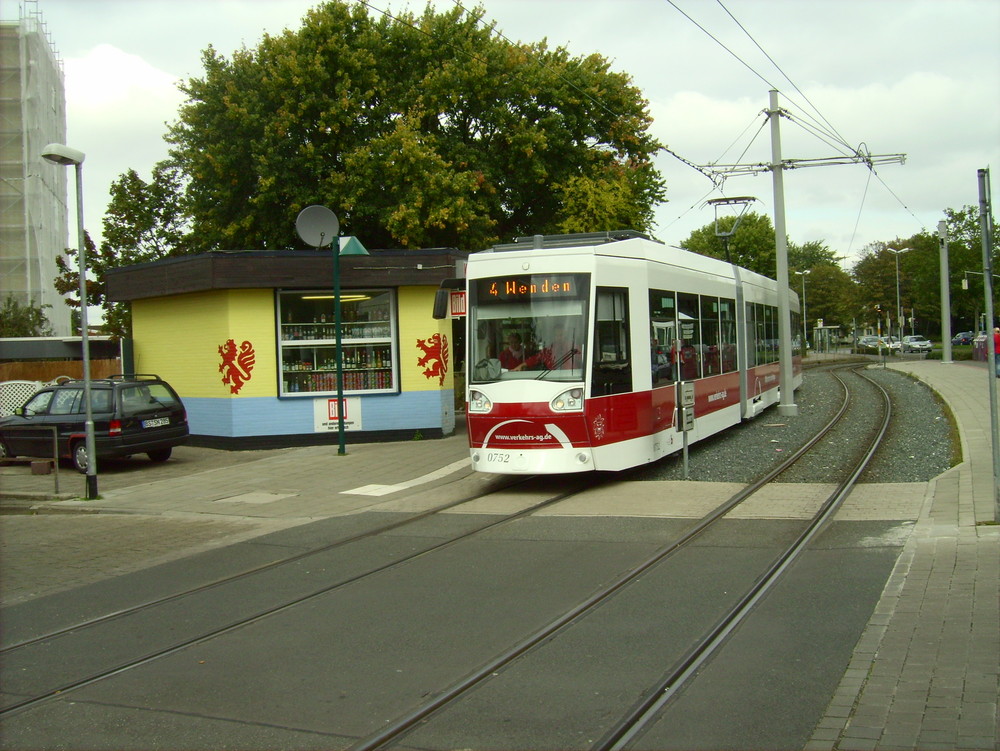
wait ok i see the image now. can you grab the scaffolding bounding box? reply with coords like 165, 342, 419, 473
0, 0, 70, 335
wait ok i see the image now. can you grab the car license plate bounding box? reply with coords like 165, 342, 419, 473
142, 417, 169, 428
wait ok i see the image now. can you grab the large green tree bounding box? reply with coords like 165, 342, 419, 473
850, 206, 996, 336
681, 212, 861, 331
165, 1, 665, 251
794, 263, 857, 332
935, 205, 997, 330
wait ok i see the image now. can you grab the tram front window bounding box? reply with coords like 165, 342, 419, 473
469, 273, 589, 383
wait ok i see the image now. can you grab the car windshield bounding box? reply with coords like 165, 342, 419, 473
468, 273, 589, 383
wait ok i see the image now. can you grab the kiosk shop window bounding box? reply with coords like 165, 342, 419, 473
277, 290, 396, 396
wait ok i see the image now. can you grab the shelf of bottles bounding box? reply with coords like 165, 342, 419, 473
278, 289, 396, 396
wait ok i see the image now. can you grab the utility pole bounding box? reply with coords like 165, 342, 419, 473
768, 90, 797, 416
977, 168, 999, 521
700, 90, 906, 417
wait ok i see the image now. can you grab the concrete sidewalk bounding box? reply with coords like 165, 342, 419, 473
0, 420, 485, 604
807, 359, 1000, 751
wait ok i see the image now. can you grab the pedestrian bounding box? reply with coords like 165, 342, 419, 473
993, 327, 1000, 378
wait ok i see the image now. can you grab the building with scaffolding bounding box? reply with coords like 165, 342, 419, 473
0, 0, 70, 335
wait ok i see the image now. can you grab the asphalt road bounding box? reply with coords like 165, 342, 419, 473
0, 501, 910, 750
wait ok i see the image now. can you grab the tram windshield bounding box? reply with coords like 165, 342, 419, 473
469, 273, 590, 382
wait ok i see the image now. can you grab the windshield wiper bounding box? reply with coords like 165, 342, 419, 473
534, 348, 580, 380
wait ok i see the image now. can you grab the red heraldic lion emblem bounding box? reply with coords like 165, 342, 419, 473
219, 339, 256, 394
416, 333, 449, 386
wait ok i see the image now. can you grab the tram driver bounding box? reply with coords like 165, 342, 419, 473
499, 332, 525, 370
513, 320, 581, 372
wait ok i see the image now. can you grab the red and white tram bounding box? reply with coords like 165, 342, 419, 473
456, 231, 802, 474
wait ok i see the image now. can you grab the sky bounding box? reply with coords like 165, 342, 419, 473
13, 0, 1000, 269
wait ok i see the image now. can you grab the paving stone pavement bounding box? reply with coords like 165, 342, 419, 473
806, 360, 1000, 751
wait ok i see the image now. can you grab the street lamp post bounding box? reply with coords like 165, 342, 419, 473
888, 247, 909, 349
794, 270, 811, 352
41, 143, 97, 499
938, 221, 953, 364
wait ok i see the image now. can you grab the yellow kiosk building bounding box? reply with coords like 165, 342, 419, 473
105, 246, 466, 449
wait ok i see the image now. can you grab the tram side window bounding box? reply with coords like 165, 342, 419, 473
749, 302, 778, 365
719, 297, 737, 372
765, 304, 778, 361
746, 302, 760, 367
649, 289, 675, 388
757, 303, 767, 364
592, 287, 632, 396
677, 292, 701, 380
700, 296, 722, 376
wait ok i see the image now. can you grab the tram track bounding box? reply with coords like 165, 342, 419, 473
345, 364, 892, 750
1, 473, 533, 653
595, 365, 891, 750
0, 472, 604, 717
0, 364, 897, 749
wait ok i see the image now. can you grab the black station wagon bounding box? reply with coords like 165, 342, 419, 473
0, 374, 189, 473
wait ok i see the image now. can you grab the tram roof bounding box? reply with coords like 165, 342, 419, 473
473, 230, 781, 291
489, 230, 652, 251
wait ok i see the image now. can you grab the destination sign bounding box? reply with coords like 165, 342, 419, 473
476, 274, 585, 302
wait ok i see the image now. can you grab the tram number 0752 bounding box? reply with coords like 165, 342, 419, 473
485, 452, 511, 464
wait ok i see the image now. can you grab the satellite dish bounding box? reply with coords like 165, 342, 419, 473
295, 205, 340, 248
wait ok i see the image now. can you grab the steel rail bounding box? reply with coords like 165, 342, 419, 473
0, 476, 600, 718
0, 472, 529, 653
596, 367, 892, 750
345, 368, 856, 751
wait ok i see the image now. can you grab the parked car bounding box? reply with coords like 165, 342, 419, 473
951, 331, 975, 345
857, 336, 882, 350
902, 335, 933, 352
0, 374, 188, 473
858, 335, 899, 352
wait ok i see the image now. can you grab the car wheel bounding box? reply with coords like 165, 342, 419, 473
0, 441, 12, 460
147, 448, 172, 463
72, 441, 90, 474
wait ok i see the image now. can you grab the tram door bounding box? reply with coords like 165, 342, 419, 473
591, 287, 632, 396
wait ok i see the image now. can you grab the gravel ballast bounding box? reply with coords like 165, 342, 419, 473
626, 365, 956, 484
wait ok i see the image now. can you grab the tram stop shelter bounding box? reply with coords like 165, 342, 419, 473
104, 246, 467, 449
810, 321, 842, 354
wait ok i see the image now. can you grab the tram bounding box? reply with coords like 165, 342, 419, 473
447, 230, 802, 474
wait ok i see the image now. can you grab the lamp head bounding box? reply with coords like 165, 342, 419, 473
41, 143, 85, 166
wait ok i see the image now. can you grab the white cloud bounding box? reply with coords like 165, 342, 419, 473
59, 45, 182, 237
65, 43, 180, 114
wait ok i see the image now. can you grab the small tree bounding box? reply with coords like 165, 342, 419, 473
53, 166, 189, 339
680, 212, 777, 276
0, 295, 54, 337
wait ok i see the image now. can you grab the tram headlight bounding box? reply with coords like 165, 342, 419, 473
469, 390, 493, 413
550, 388, 584, 412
